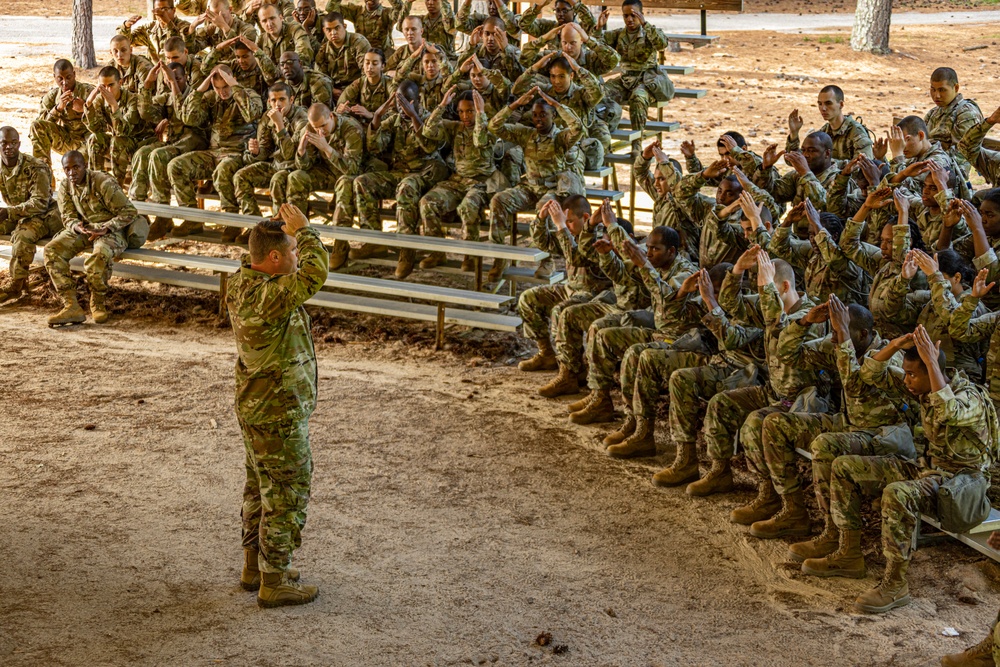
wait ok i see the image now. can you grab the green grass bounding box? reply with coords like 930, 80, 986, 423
818, 35, 846, 44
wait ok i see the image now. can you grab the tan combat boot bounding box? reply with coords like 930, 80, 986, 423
607, 416, 656, 458
419, 251, 446, 270
221, 225, 242, 243
519, 338, 558, 372
730, 479, 781, 525
395, 249, 416, 279
146, 216, 173, 241
170, 220, 203, 237
603, 414, 637, 447
788, 519, 840, 562
329, 240, 350, 271
461, 256, 476, 272
569, 388, 615, 425
685, 458, 734, 497
534, 257, 555, 279
348, 243, 389, 260
0, 278, 27, 302
940, 631, 997, 667
240, 548, 300, 592
854, 560, 911, 613
538, 364, 579, 398
652, 440, 700, 487
486, 258, 508, 282
90, 292, 110, 324
567, 390, 597, 414
801, 529, 866, 579
47, 291, 87, 326
750, 489, 811, 539
257, 570, 318, 608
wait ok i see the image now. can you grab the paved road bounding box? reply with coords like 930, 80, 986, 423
1, 10, 998, 57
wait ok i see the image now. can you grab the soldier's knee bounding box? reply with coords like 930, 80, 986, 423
831, 455, 863, 482
418, 194, 435, 218
881, 481, 912, 515
810, 433, 839, 461
396, 180, 419, 204
287, 169, 310, 192
166, 157, 185, 182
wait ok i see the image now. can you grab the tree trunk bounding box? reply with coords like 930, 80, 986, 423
851, 0, 893, 55
72, 0, 97, 70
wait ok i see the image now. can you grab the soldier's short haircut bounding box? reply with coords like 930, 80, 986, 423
53, 59, 74, 73
649, 225, 680, 249
616, 216, 634, 237
212, 64, 235, 80
532, 99, 554, 115
0, 126, 18, 141
258, 2, 280, 16
553, 0, 573, 7
937, 248, 975, 284
721, 173, 741, 190
819, 212, 843, 244
561, 194, 591, 219
807, 131, 833, 152
931, 67, 959, 86
249, 219, 292, 264
397, 78, 419, 101
308, 102, 332, 119
163, 35, 187, 52
402, 15, 423, 28
98, 66, 121, 82
902, 345, 947, 373
772, 258, 796, 289
548, 55, 572, 73
709, 262, 733, 286
110, 34, 131, 47
154, 0, 175, 7
455, 90, 475, 106
63, 150, 85, 165
483, 16, 506, 30
366, 48, 385, 64
623, 0, 643, 10
897, 115, 928, 137
166, 61, 186, 75
234, 39, 252, 53
322, 11, 345, 26
298, 0, 316, 8
269, 81, 293, 98
847, 303, 873, 333
718, 130, 746, 148
819, 84, 844, 103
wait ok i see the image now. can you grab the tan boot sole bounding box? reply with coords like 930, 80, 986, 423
854, 592, 910, 614
652, 465, 699, 488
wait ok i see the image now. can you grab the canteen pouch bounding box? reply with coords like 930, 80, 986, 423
621, 309, 656, 330
937, 471, 991, 533
872, 423, 917, 461
789, 386, 829, 414
722, 363, 759, 391
125, 215, 150, 249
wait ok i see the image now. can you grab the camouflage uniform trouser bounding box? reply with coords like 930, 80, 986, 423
587, 325, 656, 391
554, 299, 620, 374
239, 417, 313, 574
28, 120, 87, 165
0, 212, 63, 281
754, 411, 843, 495
518, 284, 592, 343
43, 228, 128, 296
131, 134, 208, 202
810, 427, 915, 514
167, 150, 244, 211
668, 362, 744, 445
233, 162, 290, 217
286, 168, 355, 222
830, 455, 939, 566
604, 70, 675, 135
630, 346, 708, 419
419, 175, 490, 241
489, 185, 555, 246
86, 133, 155, 184
703, 385, 784, 461
355, 162, 450, 235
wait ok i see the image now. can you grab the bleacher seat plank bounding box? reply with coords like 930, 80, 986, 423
619, 120, 680, 132
675, 88, 708, 99
306, 291, 521, 331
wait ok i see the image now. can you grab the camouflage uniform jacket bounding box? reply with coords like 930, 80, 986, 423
227, 226, 329, 426
785, 115, 873, 161
519, 37, 619, 78
959, 117, 1000, 187
112, 54, 154, 95
245, 105, 309, 170
826, 171, 866, 220
599, 24, 669, 73
422, 107, 495, 181
925, 94, 983, 158
315, 33, 371, 85
518, 2, 595, 38
56, 169, 138, 232
635, 254, 702, 340
83, 88, 156, 140
256, 22, 316, 77
385, 42, 448, 73
37, 81, 96, 138
337, 74, 393, 119
368, 110, 443, 172
719, 145, 768, 187
459, 42, 524, 85
180, 86, 264, 154
443, 68, 511, 117
953, 234, 1000, 313
0, 152, 58, 224
394, 70, 450, 112
757, 161, 840, 211
512, 67, 602, 137
632, 154, 697, 260
153, 55, 206, 97
702, 302, 766, 370
118, 17, 195, 59
200, 50, 269, 97
294, 112, 365, 176
325, 0, 403, 53
769, 225, 869, 306
398, 2, 458, 60
455, 1, 521, 38
532, 225, 609, 294
578, 220, 650, 312
191, 15, 258, 52
950, 292, 1000, 405
487, 103, 583, 192
889, 142, 955, 194
138, 85, 207, 146
284, 68, 335, 108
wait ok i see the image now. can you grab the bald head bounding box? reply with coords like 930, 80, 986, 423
308, 102, 332, 122
772, 258, 796, 291
559, 23, 584, 58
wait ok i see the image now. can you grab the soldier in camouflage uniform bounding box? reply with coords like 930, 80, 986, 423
938, 193, 1000, 313
486, 87, 585, 281
315, 12, 371, 96
277, 51, 334, 108
202, 36, 270, 98
756, 132, 839, 215
418, 89, 498, 271
458, 16, 524, 84
119, 0, 196, 61
325, 0, 404, 54
30, 60, 96, 167
887, 116, 961, 198
786, 85, 873, 161
0, 128, 63, 302
392, 43, 453, 112
188, 0, 259, 53
959, 104, 1000, 189
519, 0, 596, 39
286, 103, 364, 268
353, 79, 448, 278
166, 65, 264, 235
926, 67, 983, 178
83, 67, 158, 185
457, 0, 521, 40
293, 0, 325, 55
949, 266, 1000, 410
226, 203, 328, 608
44, 151, 146, 326
109, 36, 155, 96
801, 325, 998, 615
398, 0, 458, 62
385, 17, 445, 72
232, 82, 310, 238
255, 2, 316, 79
158, 36, 205, 95
632, 139, 692, 259
336, 48, 393, 125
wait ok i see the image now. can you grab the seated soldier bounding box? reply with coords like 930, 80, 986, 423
386, 16, 445, 73
83, 66, 157, 185
119, 0, 195, 61
353, 79, 449, 278
293, 0, 324, 54
925, 67, 983, 179
232, 82, 311, 238
519, 0, 596, 39
286, 102, 364, 267
392, 43, 451, 111
757, 131, 838, 214
398, 0, 458, 63
459, 16, 523, 84
336, 48, 393, 125
801, 325, 997, 615
681, 131, 766, 184
887, 116, 963, 198
315, 12, 371, 98
159, 35, 204, 94
827, 153, 886, 222
633, 139, 695, 262
44, 151, 147, 326
596, 0, 672, 154
202, 35, 270, 98
278, 51, 334, 108
324, 0, 403, 55
950, 267, 1000, 410
418, 89, 499, 271
242, 0, 298, 25
256, 1, 316, 81
880, 159, 960, 249
786, 85, 873, 161
188, 0, 259, 53
520, 21, 618, 79
109, 35, 154, 96
166, 64, 264, 235
134, 61, 209, 239
457, 0, 521, 40
30, 60, 95, 168
961, 103, 1000, 190
0, 127, 63, 303
941, 194, 1000, 312
486, 87, 585, 282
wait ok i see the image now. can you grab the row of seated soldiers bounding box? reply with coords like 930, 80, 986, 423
22, 0, 675, 282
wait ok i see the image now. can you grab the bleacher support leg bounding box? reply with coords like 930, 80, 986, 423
435, 303, 445, 350
474, 256, 483, 292
701, 9, 707, 35
610, 168, 624, 219
217, 272, 229, 319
